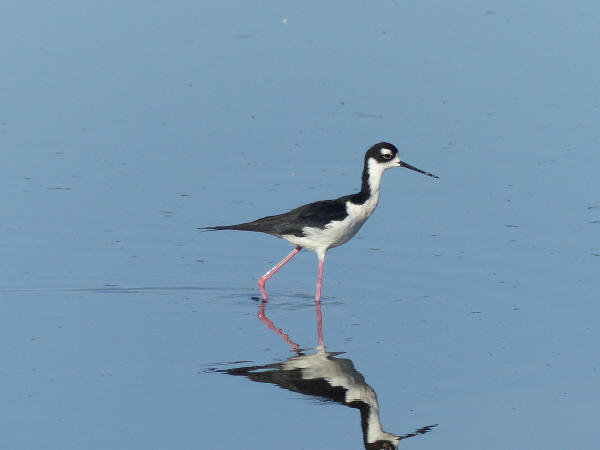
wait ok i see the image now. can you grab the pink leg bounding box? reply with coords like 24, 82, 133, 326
257, 247, 302, 299
315, 293, 324, 350
315, 257, 324, 304
315, 256, 325, 349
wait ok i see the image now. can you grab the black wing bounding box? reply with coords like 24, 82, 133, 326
200, 198, 349, 237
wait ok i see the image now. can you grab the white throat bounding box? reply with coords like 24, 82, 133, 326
366, 158, 385, 197
366, 155, 398, 197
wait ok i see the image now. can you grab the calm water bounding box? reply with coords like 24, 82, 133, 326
2, 1, 599, 449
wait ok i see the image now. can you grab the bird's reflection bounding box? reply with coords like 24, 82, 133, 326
213, 298, 436, 449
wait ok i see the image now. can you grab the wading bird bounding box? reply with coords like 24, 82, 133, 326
200, 142, 438, 302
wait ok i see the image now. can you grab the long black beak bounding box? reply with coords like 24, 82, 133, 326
399, 161, 439, 178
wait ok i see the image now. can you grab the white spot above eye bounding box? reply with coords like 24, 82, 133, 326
380, 148, 393, 159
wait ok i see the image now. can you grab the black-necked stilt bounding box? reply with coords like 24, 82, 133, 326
200, 142, 438, 302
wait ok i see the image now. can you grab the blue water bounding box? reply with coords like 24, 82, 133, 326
2, 1, 599, 449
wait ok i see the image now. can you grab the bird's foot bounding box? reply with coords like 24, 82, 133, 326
257, 277, 268, 300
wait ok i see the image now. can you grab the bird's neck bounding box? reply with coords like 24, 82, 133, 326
356, 157, 384, 204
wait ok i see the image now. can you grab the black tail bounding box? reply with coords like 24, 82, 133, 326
197, 218, 281, 234
197, 224, 256, 232
198, 210, 299, 235
198, 225, 240, 232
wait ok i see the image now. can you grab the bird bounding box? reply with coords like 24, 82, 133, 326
200, 142, 438, 303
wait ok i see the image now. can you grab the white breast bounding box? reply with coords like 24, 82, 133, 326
282, 194, 379, 255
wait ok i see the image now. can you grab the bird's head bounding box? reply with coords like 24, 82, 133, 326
366, 142, 439, 179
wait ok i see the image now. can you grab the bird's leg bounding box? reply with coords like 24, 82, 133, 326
315, 256, 324, 304
314, 255, 325, 349
257, 246, 302, 300
315, 293, 325, 350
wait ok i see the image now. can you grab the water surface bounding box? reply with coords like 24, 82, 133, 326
2, 1, 599, 449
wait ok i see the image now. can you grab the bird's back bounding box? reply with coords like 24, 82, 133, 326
203, 197, 349, 237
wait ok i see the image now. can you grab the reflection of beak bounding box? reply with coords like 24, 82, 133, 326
399, 161, 439, 179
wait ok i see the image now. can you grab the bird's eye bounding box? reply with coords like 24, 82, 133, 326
382, 153, 392, 160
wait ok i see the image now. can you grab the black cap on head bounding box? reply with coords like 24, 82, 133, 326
365, 142, 399, 164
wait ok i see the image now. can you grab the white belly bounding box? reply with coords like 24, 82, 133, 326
281, 196, 378, 254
